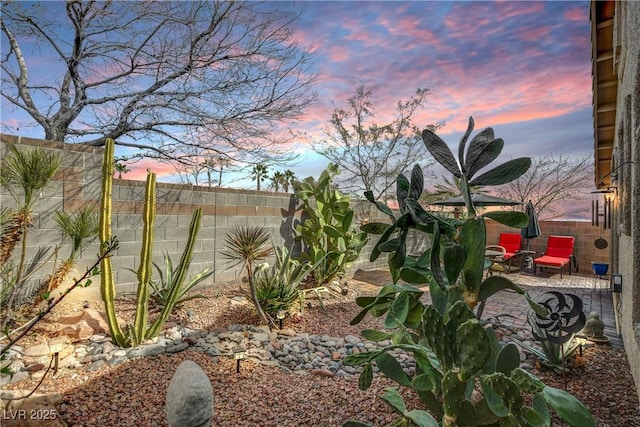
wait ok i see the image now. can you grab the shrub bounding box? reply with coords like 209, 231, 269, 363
254, 246, 321, 322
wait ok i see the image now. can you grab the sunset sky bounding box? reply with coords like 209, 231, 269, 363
1, 1, 595, 189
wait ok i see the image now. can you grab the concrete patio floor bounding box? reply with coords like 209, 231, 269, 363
352, 269, 623, 349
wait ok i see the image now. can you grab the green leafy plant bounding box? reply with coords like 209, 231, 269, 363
0, 143, 60, 328
294, 163, 367, 287
344, 117, 595, 427
255, 245, 323, 322
99, 138, 206, 347
222, 225, 274, 324
149, 251, 213, 309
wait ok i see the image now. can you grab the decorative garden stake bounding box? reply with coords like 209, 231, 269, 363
528, 291, 586, 389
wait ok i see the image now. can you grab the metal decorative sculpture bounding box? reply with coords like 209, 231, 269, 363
529, 291, 586, 344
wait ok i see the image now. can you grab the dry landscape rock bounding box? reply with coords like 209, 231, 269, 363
1, 275, 639, 426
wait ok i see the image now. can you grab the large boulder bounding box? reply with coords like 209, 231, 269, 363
165, 360, 213, 427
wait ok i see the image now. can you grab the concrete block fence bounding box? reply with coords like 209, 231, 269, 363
0, 134, 388, 303
0, 134, 608, 304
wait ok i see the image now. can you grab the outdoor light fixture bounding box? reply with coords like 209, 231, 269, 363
612, 273, 622, 293
276, 309, 286, 329
233, 346, 246, 373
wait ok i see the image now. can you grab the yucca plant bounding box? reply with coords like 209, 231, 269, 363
49, 207, 99, 292
0, 143, 60, 328
222, 226, 274, 324
149, 251, 213, 309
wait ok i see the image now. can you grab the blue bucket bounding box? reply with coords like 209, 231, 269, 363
591, 263, 608, 275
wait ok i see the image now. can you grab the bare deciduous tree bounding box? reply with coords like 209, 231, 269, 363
314, 83, 444, 202
496, 153, 593, 220
1, 1, 317, 165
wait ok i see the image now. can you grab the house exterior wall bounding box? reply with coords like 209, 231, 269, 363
0, 134, 388, 304
610, 0, 640, 391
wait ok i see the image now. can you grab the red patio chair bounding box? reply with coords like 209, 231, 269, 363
487, 233, 523, 274
533, 235, 575, 278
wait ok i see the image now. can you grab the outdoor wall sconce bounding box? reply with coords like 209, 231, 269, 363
276, 309, 286, 329
233, 346, 246, 373
612, 273, 622, 293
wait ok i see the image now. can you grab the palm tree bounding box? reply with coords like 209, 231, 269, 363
251, 164, 268, 191
27, 207, 98, 314
114, 161, 130, 179
283, 169, 296, 193
270, 171, 285, 192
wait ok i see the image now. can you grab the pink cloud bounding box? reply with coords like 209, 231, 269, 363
564, 7, 587, 22
125, 159, 177, 181
518, 26, 552, 42
379, 15, 440, 46
326, 45, 351, 62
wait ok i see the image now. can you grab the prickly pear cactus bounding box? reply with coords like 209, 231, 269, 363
343, 117, 595, 427
294, 163, 367, 286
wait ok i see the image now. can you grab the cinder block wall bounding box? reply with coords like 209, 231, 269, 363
485, 218, 610, 275
0, 134, 388, 303
2, 134, 607, 306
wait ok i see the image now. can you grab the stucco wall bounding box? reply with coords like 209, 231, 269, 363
611, 0, 640, 390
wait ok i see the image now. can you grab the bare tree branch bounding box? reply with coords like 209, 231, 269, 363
1, 1, 317, 165
314, 82, 444, 202
495, 153, 593, 220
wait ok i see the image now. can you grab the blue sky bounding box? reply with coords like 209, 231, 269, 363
1, 1, 594, 189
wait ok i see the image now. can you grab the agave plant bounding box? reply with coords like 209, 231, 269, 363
149, 251, 213, 309
344, 117, 595, 427
221, 225, 274, 324
255, 245, 324, 323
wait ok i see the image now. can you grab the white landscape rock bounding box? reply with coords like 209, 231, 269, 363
165, 360, 213, 427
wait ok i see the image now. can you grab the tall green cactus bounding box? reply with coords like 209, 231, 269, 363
100, 138, 127, 347
99, 138, 205, 347
343, 117, 595, 427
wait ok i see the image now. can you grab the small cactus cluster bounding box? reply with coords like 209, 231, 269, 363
344, 117, 595, 427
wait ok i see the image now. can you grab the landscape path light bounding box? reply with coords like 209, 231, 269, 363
233, 346, 246, 373
276, 309, 286, 329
